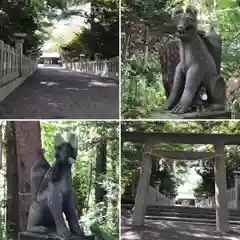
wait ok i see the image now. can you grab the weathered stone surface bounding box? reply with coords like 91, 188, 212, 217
163, 5, 226, 114
151, 110, 231, 119
18, 232, 95, 240
26, 133, 85, 238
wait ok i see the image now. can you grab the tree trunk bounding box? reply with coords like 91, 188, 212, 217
95, 139, 107, 203
95, 139, 107, 223
6, 121, 42, 239
122, 32, 131, 63
143, 28, 149, 65
0, 122, 2, 170
159, 41, 180, 97
111, 140, 119, 232
6, 122, 19, 240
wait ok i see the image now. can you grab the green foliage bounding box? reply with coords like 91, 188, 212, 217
152, 166, 179, 198
194, 146, 240, 198
0, 0, 72, 52
216, 0, 240, 80
121, 54, 166, 119
61, 0, 119, 60
90, 222, 117, 240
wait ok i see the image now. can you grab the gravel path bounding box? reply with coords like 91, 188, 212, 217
0, 66, 119, 119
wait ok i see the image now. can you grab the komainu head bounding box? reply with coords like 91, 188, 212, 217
51, 133, 78, 182
54, 132, 78, 165
172, 5, 198, 40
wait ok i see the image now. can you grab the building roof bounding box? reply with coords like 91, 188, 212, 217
41, 52, 60, 58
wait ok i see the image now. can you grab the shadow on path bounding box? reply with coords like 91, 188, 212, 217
0, 67, 119, 119
121, 214, 240, 240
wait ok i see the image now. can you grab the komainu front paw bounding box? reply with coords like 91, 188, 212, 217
162, 101, 173, 111
172, 102, 189, 114
57, 227, 71, 238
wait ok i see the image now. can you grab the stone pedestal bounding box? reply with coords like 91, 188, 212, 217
18, 232, 95, 240
151, 109, 231, 119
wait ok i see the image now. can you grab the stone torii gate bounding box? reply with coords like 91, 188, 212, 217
122, 131, 240, 233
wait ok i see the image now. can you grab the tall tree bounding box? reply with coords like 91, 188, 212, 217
6, 121, 42, 239
95, 139, 107, 203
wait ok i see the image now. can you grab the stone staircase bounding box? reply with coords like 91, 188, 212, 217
122, 204, 240, 225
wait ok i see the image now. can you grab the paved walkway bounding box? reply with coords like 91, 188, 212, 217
121, 214, 240, 240
0, 66, 119, 119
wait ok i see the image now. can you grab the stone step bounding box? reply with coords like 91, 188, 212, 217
145, 210, 240, 220
146, 207, 240, 216
122, 204, 240, 216
144, 215, 240, 225
148, 207, 240, 216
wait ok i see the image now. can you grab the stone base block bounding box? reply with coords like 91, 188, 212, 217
151, 109, 231, 119
18, 232, 95, 240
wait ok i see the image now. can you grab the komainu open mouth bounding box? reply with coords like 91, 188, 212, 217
177, 25, 194, 35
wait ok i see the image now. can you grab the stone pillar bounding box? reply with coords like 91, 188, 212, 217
233, 170, 240, 209
132, 141, 153, 226
80, 54, 85, 71
31, 53, 37, 70
14, 33, 26, 77
94, 53, 101, 73
0, 40, 4, 77
214, 143, 229, 233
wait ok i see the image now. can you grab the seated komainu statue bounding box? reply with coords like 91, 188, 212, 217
27, 133, 85, 238
163, 5, 226, 114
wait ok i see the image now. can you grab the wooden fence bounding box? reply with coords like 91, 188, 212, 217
0, 40, 37, 87
64, 57, 119, 80
199, 186, 237, 209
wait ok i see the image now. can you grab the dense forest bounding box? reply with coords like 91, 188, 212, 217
121, 0, 240, 118
0, 121, 119, 240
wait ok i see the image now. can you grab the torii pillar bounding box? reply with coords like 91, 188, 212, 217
132, 141, 154, 226
214, 142, 229, 233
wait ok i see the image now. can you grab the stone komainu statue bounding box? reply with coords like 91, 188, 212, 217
27, 133, 85, 238
164, 5, 226, 113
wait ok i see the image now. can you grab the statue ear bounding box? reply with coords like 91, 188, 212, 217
172, 6, 184, 18
54, 133, 65, 147
67, 133, 78, 150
